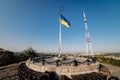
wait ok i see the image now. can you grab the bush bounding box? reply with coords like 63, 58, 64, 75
95, 55, 120, 67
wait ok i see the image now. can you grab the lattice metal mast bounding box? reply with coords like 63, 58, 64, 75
83, 10, 93, 55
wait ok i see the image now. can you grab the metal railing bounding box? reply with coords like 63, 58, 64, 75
31, 57, 97, 67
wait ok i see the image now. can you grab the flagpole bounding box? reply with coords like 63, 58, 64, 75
58, 7, 64, 58
58, 20, 62, 57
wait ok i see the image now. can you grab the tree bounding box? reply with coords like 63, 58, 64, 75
24, 47, 37, 60
0, 48, 15, 67
18, 53, 28, 61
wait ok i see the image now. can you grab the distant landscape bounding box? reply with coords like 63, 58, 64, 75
102, 53, 120, 56
0, 47, 120, 67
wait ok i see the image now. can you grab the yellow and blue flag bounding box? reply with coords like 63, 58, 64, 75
59, 14, 71, 28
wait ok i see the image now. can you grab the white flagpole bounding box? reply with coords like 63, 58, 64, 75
58, 7, 64, 58
58, 20, 62, 57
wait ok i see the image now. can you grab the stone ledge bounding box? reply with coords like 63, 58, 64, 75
26, 60, 99, 77
18, 63, 108, 80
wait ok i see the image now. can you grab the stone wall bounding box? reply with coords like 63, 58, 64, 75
18, 62, 108, 80
26, 60, 99, 77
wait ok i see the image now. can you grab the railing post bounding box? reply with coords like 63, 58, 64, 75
87, 59, 90, 65
56, 60, 59, 67
42, 57, 45, 65
30, 55, 32, 61
73, 60, 78, 66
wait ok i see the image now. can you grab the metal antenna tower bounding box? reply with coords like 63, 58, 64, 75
83, 10, 93, 56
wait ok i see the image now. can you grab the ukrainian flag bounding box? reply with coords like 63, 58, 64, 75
59, 14, 71, 28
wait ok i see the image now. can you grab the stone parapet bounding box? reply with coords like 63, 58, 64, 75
26, 60, 99, 77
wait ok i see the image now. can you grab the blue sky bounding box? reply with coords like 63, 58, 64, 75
0, 0, 120, 53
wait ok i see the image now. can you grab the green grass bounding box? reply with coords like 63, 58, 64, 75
95, 55, 120, 67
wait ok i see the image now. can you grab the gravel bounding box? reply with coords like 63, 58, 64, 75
102, 63, 120, 79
